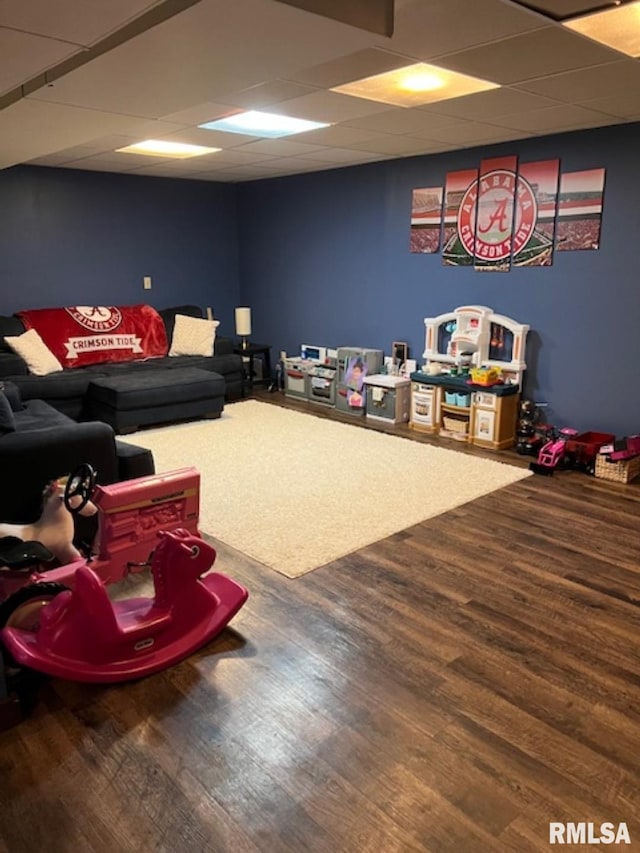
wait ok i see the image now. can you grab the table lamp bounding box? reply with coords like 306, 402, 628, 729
235, 307, 251, 350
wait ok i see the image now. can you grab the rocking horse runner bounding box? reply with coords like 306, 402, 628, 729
0, 464, 248, 682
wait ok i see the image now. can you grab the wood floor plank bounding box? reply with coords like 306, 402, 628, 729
2, 390, 640, 851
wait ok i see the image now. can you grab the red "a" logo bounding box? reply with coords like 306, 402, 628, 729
457, 169, 536, 262
478, 198, 511, 234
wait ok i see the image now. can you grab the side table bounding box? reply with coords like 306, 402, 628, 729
233, 342, 272, 394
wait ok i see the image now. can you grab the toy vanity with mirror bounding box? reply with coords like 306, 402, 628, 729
422, 305, 529, 387
410, 306, 529, 450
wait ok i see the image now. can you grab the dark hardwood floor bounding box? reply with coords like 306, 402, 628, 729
2, 390, 640, 852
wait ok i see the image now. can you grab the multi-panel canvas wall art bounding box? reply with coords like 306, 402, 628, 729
412, 154, 604, 271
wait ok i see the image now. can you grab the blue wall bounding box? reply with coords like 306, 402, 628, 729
1, 122, 638, 437
0, 166, 241, 332
238, 122, 640, 437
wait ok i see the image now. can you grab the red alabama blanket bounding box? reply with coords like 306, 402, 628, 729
18, 304, 168, 369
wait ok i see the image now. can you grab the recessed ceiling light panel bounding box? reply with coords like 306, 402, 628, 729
115, 140, 221, 159
331, 62, 500, 108
563, 1, 640, 57
198, 110, 329, 138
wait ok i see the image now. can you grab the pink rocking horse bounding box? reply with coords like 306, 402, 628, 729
0, 465, 248, 682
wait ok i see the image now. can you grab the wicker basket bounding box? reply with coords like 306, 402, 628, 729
595, 453, 640, 484
442, 416, 468, 436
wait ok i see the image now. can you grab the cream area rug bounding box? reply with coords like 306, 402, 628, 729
129, 400, 531, 578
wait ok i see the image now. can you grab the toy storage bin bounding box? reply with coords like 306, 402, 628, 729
455, 392, 470, 407
444, 391, 457, 405
442, 415, 468, 437
595, 454, 640, 484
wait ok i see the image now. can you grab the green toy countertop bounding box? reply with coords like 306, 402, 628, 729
409, 371, 520, 397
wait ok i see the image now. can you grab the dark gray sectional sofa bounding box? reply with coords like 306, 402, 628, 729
0, 304, 244, 420
0, 304, 243, 523
0, 384, 124, 522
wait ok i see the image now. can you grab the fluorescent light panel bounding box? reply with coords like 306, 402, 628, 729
331, 62, 500, 107
199, 110, 329, 138
563, 1, 640, 57
115, 140, 220, 158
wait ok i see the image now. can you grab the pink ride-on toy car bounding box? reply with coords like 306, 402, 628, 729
529, 427, 579, 475
0, 464, 248, 683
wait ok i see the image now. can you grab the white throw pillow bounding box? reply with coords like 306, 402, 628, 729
169, 314, 220, 357
5, 328, 63, 376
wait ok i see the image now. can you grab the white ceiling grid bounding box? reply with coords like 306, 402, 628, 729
0, 0, 637, 181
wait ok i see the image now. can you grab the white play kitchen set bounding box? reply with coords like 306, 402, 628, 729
282, 305, 529, 450
410, 305, 529, 449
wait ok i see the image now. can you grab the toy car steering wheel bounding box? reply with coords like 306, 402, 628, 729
64, 463, 97, 514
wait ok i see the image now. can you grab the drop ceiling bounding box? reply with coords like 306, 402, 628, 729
1, 0, 639, 183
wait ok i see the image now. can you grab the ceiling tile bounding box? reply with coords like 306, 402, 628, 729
0, 1, 162, 46
115, 118, 188, 138
516, 60, 640, 101
0, 98, 155, 169
286, 47, 413, 88
296, 147, 403, 163
182, 171, 230, 181
437, 26, 622, 84
179, 166, 243, 179
344, 134, 443, 155
291, 124, 386, 146
215, 80, 318, 109
70, 151, 175, 168
157, 126, 258, 148
405, 120, 525, 145
45, 141, 116, 158
344, 107, 472, 134
64, 158, 150, 174
183, 148, 281, 167
160, 102, 241, 125
68, 134, 193, 155
247, 156, 332, 170
25, 152, 80, 166
387, 0, 544, 59
415, 86, 560, 120
0, 28, 81, 96
265, 89, 394, 122
29, 0, 379, 116
577, 93, 640, 118
124, 162, 215, 177
207, 162, 295, 179
486, 103, 617, 132
235, 138, 327, 156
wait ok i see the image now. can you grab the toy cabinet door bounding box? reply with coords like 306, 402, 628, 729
473, 391, 497, 410
285, 367, 307, 398
473, 407, 496, 442
366, 386, 396, 420
411, 385, 437, 427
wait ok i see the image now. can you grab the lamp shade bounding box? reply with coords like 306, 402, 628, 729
235, 307, 251, 336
